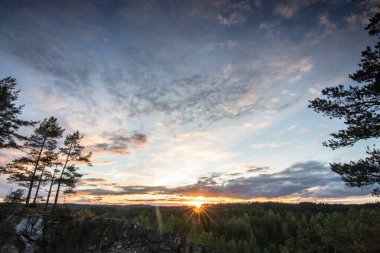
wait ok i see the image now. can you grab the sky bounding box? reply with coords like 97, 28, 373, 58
0, 0, 379, 205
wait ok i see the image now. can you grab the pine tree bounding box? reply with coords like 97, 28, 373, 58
32, 141, 60, 204
53, 130, 91, 210
4, 188, 25, 203
44, 160, 61, 211
0, 77, 35, 149
3, 116, 64, 204
309, 12, 380, 195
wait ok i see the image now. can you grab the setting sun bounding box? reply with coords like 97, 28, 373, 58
188, 196, 205, 209
194, 201, 202, 208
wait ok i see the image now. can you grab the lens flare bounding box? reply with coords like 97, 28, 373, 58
191, 201, 203, 209
185, 197, 214, 224
189, 196, 204, 208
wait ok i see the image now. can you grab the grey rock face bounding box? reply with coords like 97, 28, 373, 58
0, 207, 204, 253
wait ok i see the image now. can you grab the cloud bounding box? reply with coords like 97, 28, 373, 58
125, 197, 187, 203
112, 51, 314, 127
274, 0, 316, 19
319, 14, 337, 30
190, 0, 251, 26
80, 178, 108, 183
251, 142, 291, 149
287, 123, 298, 130
360, 0, 380, 14
90, 160, 114, 166
308, 87, 320, 95
274, 4, 298, 19
77, 161, 373, 199
205, 40, 237, 51
78, 186, 168, 196
217, 12, 247, 26
246, 165, 270, 172
297, 182, 372, 198
92, 132, 147, 155
0, 1, 101, 97
79, 177, 123, 188
0, 0, 326, 130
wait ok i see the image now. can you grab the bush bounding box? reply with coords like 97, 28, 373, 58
75, 208, 95, 221
4, 188, 25, 203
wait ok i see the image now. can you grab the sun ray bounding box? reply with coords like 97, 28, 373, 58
185, 197, 215, 225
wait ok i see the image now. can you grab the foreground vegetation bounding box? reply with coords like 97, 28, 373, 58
2, 201, 379, 252
86, 202, 380, 253
0, 204, 203, 253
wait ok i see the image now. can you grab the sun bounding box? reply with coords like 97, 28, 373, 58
193, 201, 203, 208
189, 196, 205, 209
185, 197, 214, 224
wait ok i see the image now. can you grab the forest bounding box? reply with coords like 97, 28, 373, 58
77, 202, 380, 253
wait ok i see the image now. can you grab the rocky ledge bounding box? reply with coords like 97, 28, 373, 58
0, 206, 204, 253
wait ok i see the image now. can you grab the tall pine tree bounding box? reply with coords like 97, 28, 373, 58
53, 130, 91, 210
3, 116, 64, 204
32, 140, 60, 204
309, 12, 380, 195
0, 77, 35, 149
44, 159, 61, 211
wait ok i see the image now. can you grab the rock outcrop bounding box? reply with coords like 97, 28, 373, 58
0, 206, 204, 253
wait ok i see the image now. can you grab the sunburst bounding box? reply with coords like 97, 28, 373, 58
186, 197, 214, 224
190, 200, 203, 209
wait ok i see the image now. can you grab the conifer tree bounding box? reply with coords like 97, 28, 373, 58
44, 160, 61, 211
309, 12, 380, 195
32, 141, 60, 204
53, 130, 91, 210
3, 116, 64, 204
0, 77, 35, 149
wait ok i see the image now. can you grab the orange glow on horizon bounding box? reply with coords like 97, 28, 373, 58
188, 196, 205, 209
185, 198, 214, 224
63, 192, 379, 206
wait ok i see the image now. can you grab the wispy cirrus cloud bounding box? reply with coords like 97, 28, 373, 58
0, 0, 321, 130
319, 13, 337, 30
217, 12, 247, 26
251, 142, 291, 149
274, 0, 314, 19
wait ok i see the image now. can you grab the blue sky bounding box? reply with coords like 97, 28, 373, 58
0, 0, 379, 205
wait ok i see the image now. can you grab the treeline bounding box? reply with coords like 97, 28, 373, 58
0, 77, 92, 210
89, 202, 380, 253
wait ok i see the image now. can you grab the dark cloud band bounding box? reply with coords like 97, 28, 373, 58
78, 161, 373, 199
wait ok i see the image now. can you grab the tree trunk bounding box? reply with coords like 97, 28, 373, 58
44, 168, 57, 211
52, 165, 66, 210
53, 146, 72, 210
25, 138, 46, 205
33, 166, 46, 204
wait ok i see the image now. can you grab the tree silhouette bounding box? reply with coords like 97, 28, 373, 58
0, 77, 35, 149
309, 12, 380, 195
2, 116, 64, 204
53, 130, 91, 210
4, 188, 25, 203
32, 137, 60, 204
44, 159, 61, 211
